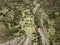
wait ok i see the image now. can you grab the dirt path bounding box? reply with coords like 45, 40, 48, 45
38, 28, 47, 45
0, 36, 25, 45
24, 37, 30, 45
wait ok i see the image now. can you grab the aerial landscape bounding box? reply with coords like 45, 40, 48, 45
0, 0, 60, 45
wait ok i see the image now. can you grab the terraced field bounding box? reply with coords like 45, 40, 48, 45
0, 0, 60, 45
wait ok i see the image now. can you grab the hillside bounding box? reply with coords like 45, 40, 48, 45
0, 0, 60, 45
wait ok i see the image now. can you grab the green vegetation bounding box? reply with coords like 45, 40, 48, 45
0, 0, 60, 45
